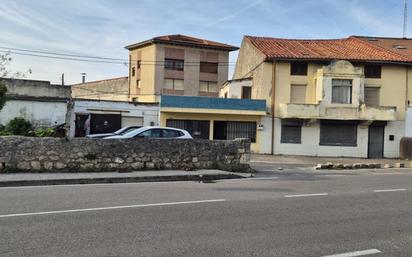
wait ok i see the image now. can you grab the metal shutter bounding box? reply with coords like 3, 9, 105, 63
364, 87, 380, 106
290, 84, 306, 103
320, 122, 357, 146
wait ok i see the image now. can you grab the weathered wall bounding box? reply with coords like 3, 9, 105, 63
0, 137, 251, 172
0, 78, 70, 127
71, 77, 129, 101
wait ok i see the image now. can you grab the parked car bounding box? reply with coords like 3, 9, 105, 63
86, 126, 141, 139
104, 126, 193, 139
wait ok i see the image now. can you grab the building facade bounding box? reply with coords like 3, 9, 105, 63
125, 34, 238, 103
231, 35, 412, 158
0, 78, 70, 127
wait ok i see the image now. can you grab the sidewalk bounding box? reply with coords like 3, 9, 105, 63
0, 170, 250, 187
250, 154, 408, 167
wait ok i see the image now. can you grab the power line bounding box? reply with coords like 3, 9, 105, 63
0, 46, 237, 64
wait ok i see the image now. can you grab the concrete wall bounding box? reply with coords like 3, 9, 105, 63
0, 137, 251, 173
71, 77, 129, 102
68, 99, 159, 138
0, 100, 67, 127
0, 78, 69, 127
220, 79, 252, 99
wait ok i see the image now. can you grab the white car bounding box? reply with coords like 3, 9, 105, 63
86, 126, 141, 139
104, 126, 193, 139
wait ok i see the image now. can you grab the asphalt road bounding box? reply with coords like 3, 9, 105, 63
1, 167, 412, 257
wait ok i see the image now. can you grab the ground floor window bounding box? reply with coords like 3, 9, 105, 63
166, 119, 210, 139
213, 121, 256, 143
75, 113, 121, 137
320, 121, 357, 146
281, 120, 302, 144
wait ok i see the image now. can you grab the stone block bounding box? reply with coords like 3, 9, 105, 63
326, 162, 333, 169
131, 162, 144, 170
43, 162, 54, 171
17, 162, 31, 170
360, 164, 369, 169
383, 164, 393, 169
114, 157, 125, 164
333, 163, 344, 169
30, 161, 41, 170
395, 162, 405, 168
353, 163, 362, 169
343, 164, 353, 169
54, 162, 66, 170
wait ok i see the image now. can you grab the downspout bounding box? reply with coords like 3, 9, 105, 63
271, 61, 276, 155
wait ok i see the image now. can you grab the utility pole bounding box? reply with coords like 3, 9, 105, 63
81, 73, 86, 83
61, 73, 65, 86
404, 0, 408, 38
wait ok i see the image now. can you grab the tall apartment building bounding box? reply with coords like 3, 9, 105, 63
124, 34, 238, 102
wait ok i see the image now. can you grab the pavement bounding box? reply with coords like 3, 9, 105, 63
0, 169, 249, 187
1, 167, 412, 256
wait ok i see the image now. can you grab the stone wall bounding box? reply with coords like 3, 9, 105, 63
0, 137, 251, 173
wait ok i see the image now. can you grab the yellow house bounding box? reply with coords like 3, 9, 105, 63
231, 35, 412, 158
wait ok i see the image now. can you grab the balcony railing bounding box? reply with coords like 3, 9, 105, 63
278, 103, 397, 121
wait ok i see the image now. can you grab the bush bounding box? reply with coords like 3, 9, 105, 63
34, 127, 56, 137
0, 81, 7, 111
5, 117, 33, 136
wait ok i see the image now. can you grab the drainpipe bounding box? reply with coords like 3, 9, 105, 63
271, 61, 276, 155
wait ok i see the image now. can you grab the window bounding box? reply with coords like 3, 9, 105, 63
132, 67, 136, 77
364, 87, 380, 106
281, 120, 302, 144
320, 121, 357, 146
332, 79, 352, 104
213, 121, 256, 143
164, 79, 184, 90
290, 84, 306, 103
165, 59, 184, 71
241, 86, 252, 99
162, 129, 184, 138
136, 128, 163, 138
200, 62, 218, 74
136, 80, 141, 89
364, 65, 381, 78
290, 62, 308, 76
199, 81, 218, 92
137, 60, 141, 69
224, 92, 228, 98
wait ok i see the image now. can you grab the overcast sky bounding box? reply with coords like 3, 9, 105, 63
0, 0, 408, 84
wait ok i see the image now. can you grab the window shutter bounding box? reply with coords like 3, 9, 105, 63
290, 84, 306, 103
364, 87, 380, 106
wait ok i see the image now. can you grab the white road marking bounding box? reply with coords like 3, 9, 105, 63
321, 248, 382, 257
247, 177, 279, 180
0, 199, 226, 218
373, 188, 407, 193
284, 193, 328, 198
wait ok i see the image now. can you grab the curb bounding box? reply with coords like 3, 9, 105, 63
0, 173, 246, 187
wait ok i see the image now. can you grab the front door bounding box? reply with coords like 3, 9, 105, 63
368, 125, 385, 158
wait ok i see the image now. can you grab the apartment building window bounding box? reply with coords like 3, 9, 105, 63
213, 121, 256, 143
137, 60, 141, 69
320, 121, 357, 146
137, 80, 141, 89
364, 65, 381, 78
364, 86, 380, 106
165, 59, 184, 71
241, 86, 252, 99
200, 62, 218, 74
291, 62, 308, 76
332, 79, 352, 104
281, 120, 302, 144
290, 84, 306, 103
199, 81, 218, 92
132, 67, 136, 77
164, 79, 184, 90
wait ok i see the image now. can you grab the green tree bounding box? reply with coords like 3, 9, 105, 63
0, 80, 6, 111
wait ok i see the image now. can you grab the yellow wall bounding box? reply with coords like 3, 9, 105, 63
160, 111, 262, 152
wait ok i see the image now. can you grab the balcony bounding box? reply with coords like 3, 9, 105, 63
278, 103, 397, 121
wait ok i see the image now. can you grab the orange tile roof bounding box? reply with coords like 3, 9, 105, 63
125, 34, 239, 51
246, 35, 412, 63
355, 36, 412, 60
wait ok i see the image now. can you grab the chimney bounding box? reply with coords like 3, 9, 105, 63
81, 73, 86, 83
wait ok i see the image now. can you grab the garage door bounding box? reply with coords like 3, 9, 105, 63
122, 116, 144, 127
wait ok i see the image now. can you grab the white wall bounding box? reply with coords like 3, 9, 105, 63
274, 118, 368, 157
273, 118, 403, 158
0, 100, 68, 127
219, 79, 252, 99
259, 116, 273, 154
405, 108, 412, 137
69, 100, 159, 137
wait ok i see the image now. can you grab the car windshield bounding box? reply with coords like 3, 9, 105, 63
120, 127, 148, 137
114, 126, 140, 135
